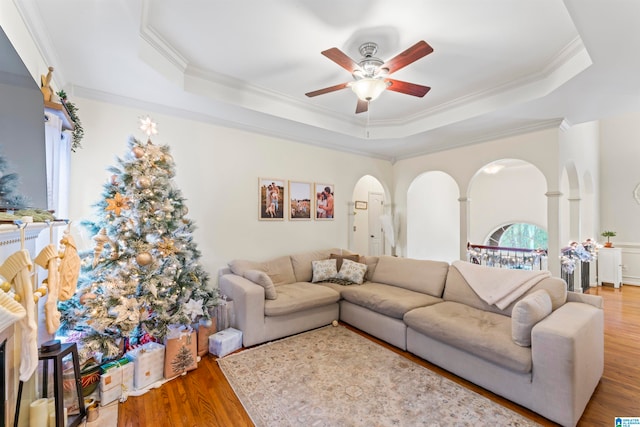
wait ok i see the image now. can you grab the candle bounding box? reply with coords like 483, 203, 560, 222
29, 398, 48, 427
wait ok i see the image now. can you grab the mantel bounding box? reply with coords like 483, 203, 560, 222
44, 100, 74, 131
0, 220, 68, 246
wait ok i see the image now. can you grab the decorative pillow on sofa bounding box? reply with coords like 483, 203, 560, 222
329, 253, 360, 271
336, 259, 368, 285
311, 259, 339, 283
511, 289, 552, 347
243, 269, 278, 300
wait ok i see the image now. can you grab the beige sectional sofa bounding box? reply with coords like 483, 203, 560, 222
218, 249, 604, 427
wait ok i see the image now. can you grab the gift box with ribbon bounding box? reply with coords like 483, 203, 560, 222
99, 357, 134, 405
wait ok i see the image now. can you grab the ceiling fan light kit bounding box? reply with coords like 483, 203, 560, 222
349, 78, 389, 102
305, 41, 433, 114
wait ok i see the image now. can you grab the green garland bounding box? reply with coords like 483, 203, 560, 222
57, 90, 85, 152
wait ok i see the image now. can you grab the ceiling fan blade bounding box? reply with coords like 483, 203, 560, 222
386, 79, 431, 97
321, 48, 359, 73
355, 99, 368, 114
305, 82, 350, 97
382, 40, 433, 74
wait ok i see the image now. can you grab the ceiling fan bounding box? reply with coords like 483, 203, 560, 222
305, 40, 433, 114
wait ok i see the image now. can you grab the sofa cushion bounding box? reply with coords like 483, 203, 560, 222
330, 253, 360, 271
370, 256, 449, 297
361, 256, 379, 282
264, 282, 340, 316
311, 259, 339, 282
229, 255, 296, 286
336, 259, 367, 284
341, 282, 442, 319
443, 266, 567, 317
404, 301, 532, 374
404, 301, 532, 373
290, 248, 342, 282
512, 289, 552, 347
243, 269, 278, 300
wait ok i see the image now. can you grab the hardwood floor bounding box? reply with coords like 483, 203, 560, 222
118, 285, 640, 427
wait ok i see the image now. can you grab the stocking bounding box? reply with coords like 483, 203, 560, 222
0, 250, 38, 381
35, 244, 61, 334
58, 231, 80, 301
0, 290, 26, 332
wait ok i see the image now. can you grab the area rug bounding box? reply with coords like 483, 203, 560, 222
218, 325, 540, 426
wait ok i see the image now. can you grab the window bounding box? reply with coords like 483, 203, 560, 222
487, 223, 547, 250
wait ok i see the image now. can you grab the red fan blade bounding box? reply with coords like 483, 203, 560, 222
355, 99, 368, 114
305, 82, 350, 97
321, 48, 359, 73
386, 79, 431, 97
382, 41, 433, 75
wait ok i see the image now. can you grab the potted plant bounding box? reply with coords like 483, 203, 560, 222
601, 230, 616, 248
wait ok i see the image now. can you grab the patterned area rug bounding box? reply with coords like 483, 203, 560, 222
218, 325, 540, 426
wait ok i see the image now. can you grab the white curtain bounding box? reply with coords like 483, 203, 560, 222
44, 112, 71, 218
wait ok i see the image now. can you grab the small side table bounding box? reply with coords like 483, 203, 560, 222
38, 341, 86, 427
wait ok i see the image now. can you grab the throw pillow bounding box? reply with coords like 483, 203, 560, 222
243, 269, 278, 300
329, 253, 360, 271
336, 259, 368, 285
311, 259, 338, 283
511, 289, 552, 347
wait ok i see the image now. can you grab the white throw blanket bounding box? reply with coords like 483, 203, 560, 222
452, 260, 551, 309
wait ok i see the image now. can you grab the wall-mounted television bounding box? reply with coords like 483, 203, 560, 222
0, 25, 47, 210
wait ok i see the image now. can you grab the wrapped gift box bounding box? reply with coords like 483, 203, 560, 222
209, 327, 243, 358
125, 342, 165, 390
99, 358, 134, 406
164, 325, 198, 378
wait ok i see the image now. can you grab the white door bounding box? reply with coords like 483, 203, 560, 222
368, 192, 384, 256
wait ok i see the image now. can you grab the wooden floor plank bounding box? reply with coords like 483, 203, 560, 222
119, 285, 639, 426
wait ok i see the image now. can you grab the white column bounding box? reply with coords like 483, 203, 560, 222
458, 196, 470, 261
546, 191, 562, 276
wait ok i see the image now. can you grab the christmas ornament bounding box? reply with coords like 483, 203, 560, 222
136, 252, 153, 266
136, 176, 151, 189
79, 292, 97, 305
132, 146, 145, 159
92, 228, 111, 267
183, 298, 204, 322
111, 175, 118, 185
157, 237, 177, 256
105, 192, 130, 216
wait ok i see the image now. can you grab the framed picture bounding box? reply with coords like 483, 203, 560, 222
259, 178, 285, 220
315, 183, 334, 220
289, 181, 312, 220
355, 201, 368, 210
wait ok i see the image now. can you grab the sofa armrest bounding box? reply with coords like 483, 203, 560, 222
530, 302, 604, 426
566, 291, 604, 309
218, 273, 266, 347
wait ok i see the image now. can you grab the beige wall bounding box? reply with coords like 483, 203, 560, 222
68, 98, 393, 279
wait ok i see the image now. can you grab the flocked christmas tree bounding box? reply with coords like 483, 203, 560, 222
60, 117, 218, 361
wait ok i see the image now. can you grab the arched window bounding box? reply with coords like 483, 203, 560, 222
487, 223, 547, 250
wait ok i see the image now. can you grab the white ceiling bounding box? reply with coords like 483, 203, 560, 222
15, 0, 640, 161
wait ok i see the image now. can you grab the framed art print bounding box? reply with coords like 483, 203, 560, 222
355, 200, 367, 210
289, 181, 312, 220
259, 178, 285, 220
315, 183, 334, 220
